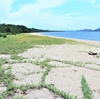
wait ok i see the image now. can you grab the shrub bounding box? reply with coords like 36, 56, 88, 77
2, 34, 7, 38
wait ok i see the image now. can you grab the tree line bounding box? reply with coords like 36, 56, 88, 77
0, 24, 36, 34
0, 23, 50, 35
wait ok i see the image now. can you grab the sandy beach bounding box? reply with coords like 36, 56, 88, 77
30, 33, 41, 35
1, 33, 100, 99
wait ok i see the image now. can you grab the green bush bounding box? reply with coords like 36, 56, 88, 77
2, 34, 7, 38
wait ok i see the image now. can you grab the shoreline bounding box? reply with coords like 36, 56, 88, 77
30, 32, 100, 46
30, 33, 41, 35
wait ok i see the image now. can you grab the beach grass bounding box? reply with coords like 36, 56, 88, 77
0, 33, 80, 55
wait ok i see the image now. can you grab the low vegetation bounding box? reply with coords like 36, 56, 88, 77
13, 96, 25, 99
0, 33, 80, 55
81, 75, 94, 99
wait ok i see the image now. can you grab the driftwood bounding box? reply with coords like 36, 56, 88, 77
88, 51, 97, 55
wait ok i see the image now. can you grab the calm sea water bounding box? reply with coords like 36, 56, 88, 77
42, 31, 100, 41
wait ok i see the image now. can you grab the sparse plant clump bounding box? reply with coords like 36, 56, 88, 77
0, 91, 7, 99
34, 60, 40, 65
40, 58, 51, 68
4, 79, 18, 96
0, 64, 15, 84
45, 84, 78, 99
13, 96, 26, 99
0, 58, 17, 98
11, 54, 23, 60
81, 75, 94, 99
0, 58, 9, 65
19, 84, 27, 94
40, 66, 51, 85
28, 83, 41, 89
95, 54, 100, 58
34, 58, 51, 68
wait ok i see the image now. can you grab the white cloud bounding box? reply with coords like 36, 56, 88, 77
0, 0, 14, 13
92, 0, 96, 4
8, 11, 69, 30
10, 0, 67, 14
9, 0, 67, 18
0, 0, 14, 22
92, 0, 100, 7
7, 0, 68, 29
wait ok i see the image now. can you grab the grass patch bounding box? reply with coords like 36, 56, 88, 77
0, 33, 81, 54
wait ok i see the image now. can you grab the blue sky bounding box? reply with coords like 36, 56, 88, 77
0, 0, 100, 30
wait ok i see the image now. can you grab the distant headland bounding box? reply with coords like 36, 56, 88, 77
76, 28, 100, 32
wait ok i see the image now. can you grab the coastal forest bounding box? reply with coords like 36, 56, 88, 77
0, 23, 49, 35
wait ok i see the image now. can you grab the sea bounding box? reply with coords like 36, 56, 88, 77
42, 31, 100, 41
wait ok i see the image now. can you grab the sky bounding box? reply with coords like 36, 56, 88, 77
0, 0, 100, 30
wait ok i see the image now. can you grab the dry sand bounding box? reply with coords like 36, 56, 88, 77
1, 33, 100, 99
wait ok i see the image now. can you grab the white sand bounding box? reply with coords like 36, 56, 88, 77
30, 33, 41, 35
11, 63, 45, 85
20, 43, 100, 64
